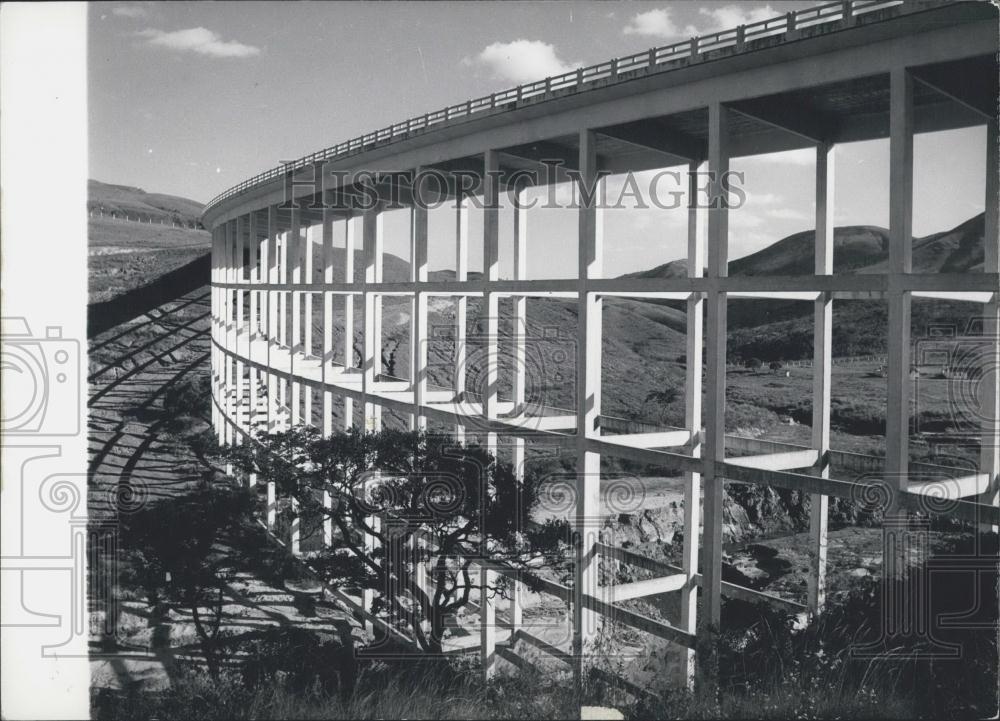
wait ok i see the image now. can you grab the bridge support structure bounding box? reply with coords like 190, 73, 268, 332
205, 0, 999, 695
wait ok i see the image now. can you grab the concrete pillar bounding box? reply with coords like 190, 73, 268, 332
344, 217, 356, 429
484, 151, 501, 451
455, 196, 469, 441
289, 207, 302, 427
234, 215, 246, 440
290, 497, 301, 556
510, 187, 528, 640
702, 101, 730, 629
249, 211, 260, 340
573, 128, 604, 688
322, 209, 335, 437
267, 480, 276, 531
279, 220, 289, 351
679, 158, 706, 689
885, 66, 913, 578
266, 206, 279, 433
362, 203, 383, 432
980, 120, 1000, 526
303, 223, 314, 359
886, 70, 914, 487
411, 177, 429, 430
809, 142, 834, 615
323, 490, 333, 547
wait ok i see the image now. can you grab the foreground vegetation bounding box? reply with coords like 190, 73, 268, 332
95, 530, 998, 719
94, 408, 997, 720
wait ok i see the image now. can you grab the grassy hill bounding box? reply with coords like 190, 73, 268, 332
88, 180, 210, 304
88, 180, 205, 226
352, 213, 984, 448
624, 214, 986, 361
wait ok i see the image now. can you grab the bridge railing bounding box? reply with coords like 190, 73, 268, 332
203, 0, 931, 214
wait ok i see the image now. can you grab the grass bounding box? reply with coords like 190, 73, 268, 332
94, 531, 999, 721
90, 638, 923, 720
88, 218, 210, 303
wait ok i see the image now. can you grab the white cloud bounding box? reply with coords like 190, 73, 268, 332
137, 27, 261, 59
468, 40, 580, 83
623, 4, 777, 40
112, 4, 148, 19
696, 4, 778, 34
623, 9, 695, 39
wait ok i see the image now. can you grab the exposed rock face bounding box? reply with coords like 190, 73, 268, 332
606, 484, 814, 553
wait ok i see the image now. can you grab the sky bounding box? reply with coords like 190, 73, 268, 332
89, 1, 987, 276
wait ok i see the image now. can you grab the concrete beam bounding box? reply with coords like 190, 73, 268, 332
729, 97, 838, 144
597, 573, 687, 602
911, 64, 996, 120
596, 119, 705, 163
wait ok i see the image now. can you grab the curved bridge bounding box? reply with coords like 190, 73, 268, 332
206, 0, 999, 685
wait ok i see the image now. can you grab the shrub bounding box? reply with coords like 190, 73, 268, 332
163, 373, 211, 421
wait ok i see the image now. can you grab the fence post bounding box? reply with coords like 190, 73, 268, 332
842, 1, 855, 26
786, 11, 799, 39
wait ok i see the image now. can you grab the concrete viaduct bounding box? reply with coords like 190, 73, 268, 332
204, 0, 999, 687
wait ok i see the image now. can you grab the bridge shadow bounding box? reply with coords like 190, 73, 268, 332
88, 252, 210, 339
88, 264, 366, 694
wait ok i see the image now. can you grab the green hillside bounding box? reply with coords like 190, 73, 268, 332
88, 180, 210, 303
88, 179, 205, 226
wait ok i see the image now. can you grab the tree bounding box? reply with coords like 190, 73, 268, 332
119, 485, 258, 680
745, 357, 763, 374
642, 387, 681, 425
223, 427, 567, 654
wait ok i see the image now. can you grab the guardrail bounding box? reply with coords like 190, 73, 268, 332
203, 0, 924, 215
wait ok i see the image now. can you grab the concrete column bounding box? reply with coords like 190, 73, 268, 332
455, 196, 469, 441
289, 207, 302, 426
267, 480, 276, 531
344, 217, 356, 429
573, 129, 604, 688
303, 223, 314, 359
290, 497, 301, 556
510, 187, 528, 638
679, 158, 706, 689
484, 151, 501, 450
266, 206, 279, 433
278, 220, 289, 351
323, 490, 333, 547
702, 101, 730, 629
411, 185, 429, 430
322, 209, 334, 437
809, 142, 834, 615
223, 220, 235, 447
980, 120, 1000, 524
363, 204, 383, 432
249, 211, 260, 341
234, 215, 246, 439
886, 68, 914, 539
212, 228, 223, 442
